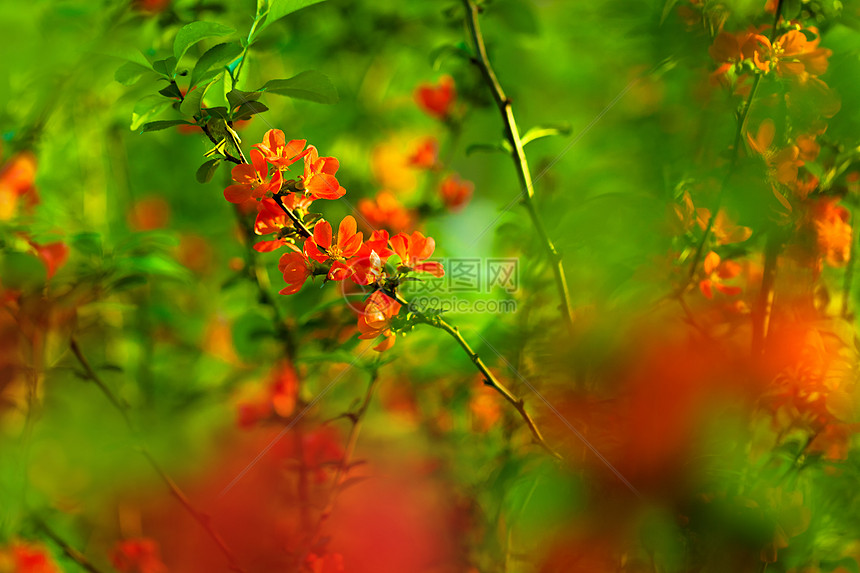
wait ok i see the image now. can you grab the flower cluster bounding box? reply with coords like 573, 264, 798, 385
222, 129, 446, 351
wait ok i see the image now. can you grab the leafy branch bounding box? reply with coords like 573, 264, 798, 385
461, 0, 575, 334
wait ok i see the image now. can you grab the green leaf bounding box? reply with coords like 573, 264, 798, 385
140, 120, 194, 133
660, 0, 680, 24
158, 83, 183, 99
521, 123, 572, 146
822, 558, 860, 573
226, 89, 262, 110
173, 21, 235, 62
466, 141, 511, 156
260, 71, 338, 104
260, 0, 327, 31
152, 57, 177, 78
0, 252, 47, 290
131, 96, 172, 131
110, 274, 148, 292
232, 311, 275, 361
781, 0, 802, 19
120, 254, 192, 282
179, 80, 213, 117
190, 42, 244, 88
71, 232, 102, 257
115, 61, 153, 86
195, 159, 222, 183
429, 43, 471, 71
488, 0, 539, 36
232, 101, 269, 121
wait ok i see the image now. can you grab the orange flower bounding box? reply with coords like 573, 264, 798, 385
390, 231, 445, 277
300, 146, 345, 200
224, 149, 283, 204
407, 137, 438, 169
278, 250, 314, 295
470, 385, 501, 432
253, 129, 308, 170
305, 216, 364, 281
357, 290, 401, 351
696, 208, 752, 245
414, 75, 456, 119
347, 230, 394, 286
110, 538, 167, 573
699, 251, 742, 298
709, 30, 770, 78
757, 29, 832, 78
439, 173, 474, 212
357, 191, 413, 233
746, 119, 805, 209
812, 197, 852, 268
0, 151, 39, 220
237, 360, 299, 428
252, 198, 300, 253
128, 196, 170, 231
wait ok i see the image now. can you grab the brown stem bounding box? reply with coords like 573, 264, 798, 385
461, 0, 574, 334
303, 363, 383, 558
265, 195, 560, 461
35, 518, 105, 573
386, 291, 560, 459
69, 339, 247, 573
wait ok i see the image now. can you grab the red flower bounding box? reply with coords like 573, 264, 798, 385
390, 231, 445, 277
357, 191, 413, 233
301, 146, 345, 201
278, 250, 314, 295
407, 137, 438, 169
699, 251, 742, 299
305, 216, 364, 281
224, 149, 283, 204
414, 75, 456, 119
357, 291, 401, 352
31, 241, 69, 279
253, 129, 308, 170
252, 198, 300, 253
348, 230, 394, 286
439, 173, 474, 212
4, 542, 60, 573
237, 360, 299, 428
110, 538, 167, 573
306, 552, 345, 573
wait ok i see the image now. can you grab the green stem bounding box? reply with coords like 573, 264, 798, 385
685, 0, 783, 289
461, 0, 574, 334
752, 231, 780, 356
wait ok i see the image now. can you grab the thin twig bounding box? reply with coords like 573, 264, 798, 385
69, 339, 247, 573
461, 0, 574, 334
35, 517, 105, 573
684, 0, 784, 289
303, 362, 383, 558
